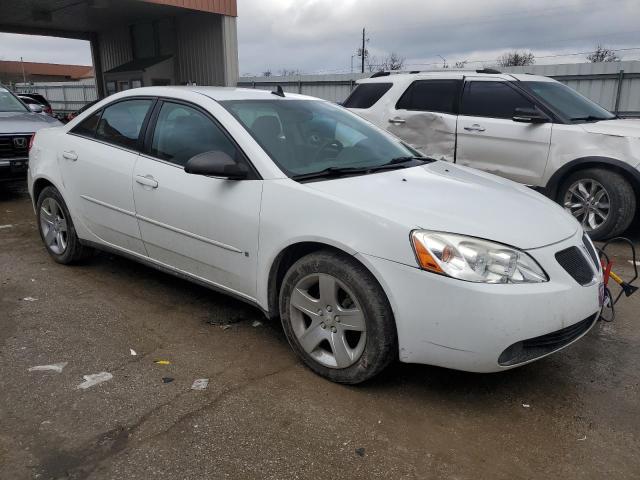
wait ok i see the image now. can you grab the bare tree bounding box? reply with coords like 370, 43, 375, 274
587, 44, 621, 63
262, 70, 272, 77
367, 52, 405, 72
497, 51, 535, 67
454, 60, 468, 69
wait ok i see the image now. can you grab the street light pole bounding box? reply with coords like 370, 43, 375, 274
361, 28, 366, 73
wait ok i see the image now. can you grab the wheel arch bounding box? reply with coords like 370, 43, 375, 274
31, 176, 60, 209
545, 156, 640, 200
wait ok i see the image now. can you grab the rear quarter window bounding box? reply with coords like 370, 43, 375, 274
343, 83, 392, 109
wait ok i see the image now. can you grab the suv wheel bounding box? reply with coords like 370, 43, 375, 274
37, 186, 93, 264
558, 168, 636, 241
279, 250, 397, 384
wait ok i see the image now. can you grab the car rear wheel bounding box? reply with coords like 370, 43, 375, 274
37, 186, 93, 264
559, 168, 636, 241
279, 250, 397, 384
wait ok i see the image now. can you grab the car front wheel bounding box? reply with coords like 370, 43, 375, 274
559, 168, 636, 241
279, 250, 397, 384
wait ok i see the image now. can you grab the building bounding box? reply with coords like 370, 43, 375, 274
0, 60, 94, 85
0, 0, 239, 97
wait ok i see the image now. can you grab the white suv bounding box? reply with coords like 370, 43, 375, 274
345, 70, 640, 240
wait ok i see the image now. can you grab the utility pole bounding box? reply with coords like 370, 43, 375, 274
361, 28, 366, 73
20, 57, 26, 84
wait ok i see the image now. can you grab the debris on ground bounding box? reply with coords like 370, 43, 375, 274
252, 320, 263, 327
130, 349, 137, 356
28, 362, 68, 373
221, 325, 232, 331
77, 372, 113, 389
0, 224, 13, 229
355, 447, 365, 457
522, 403, 531, 408
22, 297, 38, 302
162, 377, 174, 384
191, 378, 209, 390
578, 435, 587, 441
154, 360, 171, 365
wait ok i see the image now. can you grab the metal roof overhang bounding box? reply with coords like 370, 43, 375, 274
0, 0, 237, 40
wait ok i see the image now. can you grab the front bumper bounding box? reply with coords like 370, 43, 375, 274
0, 157, 29, 182
359, 230, 601, 372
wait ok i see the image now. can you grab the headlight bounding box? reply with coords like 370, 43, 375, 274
410, 231, 548, 284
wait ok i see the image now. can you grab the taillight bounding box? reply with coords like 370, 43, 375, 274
28, 134, 35, 152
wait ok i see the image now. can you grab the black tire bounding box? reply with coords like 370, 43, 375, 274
558, 168, 636, 241
36, 186, 93, 264
279, 250, 397, 384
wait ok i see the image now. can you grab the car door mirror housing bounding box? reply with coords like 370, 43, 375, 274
513, 107, 548, 124
184, 151, 249, 180
28, 103, 43, 113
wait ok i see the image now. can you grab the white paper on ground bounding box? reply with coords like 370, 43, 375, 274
28, 362, 68, 373
77, 372, 113, 389
191, 378, 209, 390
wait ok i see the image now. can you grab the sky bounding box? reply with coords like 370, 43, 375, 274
0, 0, 638, 75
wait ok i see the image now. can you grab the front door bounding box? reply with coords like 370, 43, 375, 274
456, 79, 552, 185
132, 100, 262, 300
60, 98, 155, 254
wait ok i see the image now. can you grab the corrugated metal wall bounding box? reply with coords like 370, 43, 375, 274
98, 26, 133, 73
239, 62, 640, 116
15, 79, 98, 113
175, 13, 226, 86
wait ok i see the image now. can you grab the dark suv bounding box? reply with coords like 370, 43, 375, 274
0, 86, 61, 183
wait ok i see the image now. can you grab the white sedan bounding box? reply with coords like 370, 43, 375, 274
28, 87, 602, 383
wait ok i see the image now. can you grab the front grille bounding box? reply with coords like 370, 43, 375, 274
556, 246, 595, 285
498, 314, 598, 366
0, 135, 30, 159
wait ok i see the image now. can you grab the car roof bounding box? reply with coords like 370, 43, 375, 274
357, 71, 556, 84
114, 86, 322, 102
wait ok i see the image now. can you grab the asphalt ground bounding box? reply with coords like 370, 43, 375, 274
1, 181, 639, 479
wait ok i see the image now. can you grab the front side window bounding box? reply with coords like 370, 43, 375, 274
521, 81, 615, 122
96, 99, 153, 149
343, 83, 392, 109
150, 102, 239, 167
221, 99, 415, 177
396, 80, 461, 114
0, 88, 28, 113
461, 81, 534, 119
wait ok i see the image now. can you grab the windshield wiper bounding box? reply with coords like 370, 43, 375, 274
291, 157, 434, 182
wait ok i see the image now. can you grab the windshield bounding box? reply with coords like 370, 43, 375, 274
0, 88, 28, 113
522, 81, 615, 122
220, 99, 416, 177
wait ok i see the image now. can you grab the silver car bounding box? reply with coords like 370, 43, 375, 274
0, 86, 61, 184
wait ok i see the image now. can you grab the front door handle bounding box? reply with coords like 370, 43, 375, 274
388, 117, 406, 125
62, 151, 78, 161
135, 175, 158, 189
463, 124, 486, 132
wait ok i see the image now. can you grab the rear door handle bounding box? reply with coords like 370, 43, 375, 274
388, 117, 406, 125
62, 151, 78, 161
463, 124, 486, 132
135, 175, 158, 189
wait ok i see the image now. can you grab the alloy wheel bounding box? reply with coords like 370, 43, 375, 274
563, 179, 610, 232
40, 197, 68, 255
289, 273, 367, 369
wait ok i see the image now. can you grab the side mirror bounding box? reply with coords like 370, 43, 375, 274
184, 151, 249, 180
28, 103, 43, 113
513, 107, 548, 124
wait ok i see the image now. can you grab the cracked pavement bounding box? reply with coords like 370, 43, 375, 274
1, 182, 639, 479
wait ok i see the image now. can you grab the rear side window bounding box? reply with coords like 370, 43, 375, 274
396, 80, 461, 114
150, 102, 239, 167
96, 99, 153, 149
461, 81, 534, 119
71, 110, 102, 137
343, 83, 392, 109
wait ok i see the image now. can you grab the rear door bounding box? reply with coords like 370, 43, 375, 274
456, 79, 551, 185
60, 98, 155, 254
132, 99, 262, 300
384, 78, 461, 161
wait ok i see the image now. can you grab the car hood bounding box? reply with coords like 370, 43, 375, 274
306, 162, 578, 250
0, 111, 61, 134
580, 118, 640, 138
